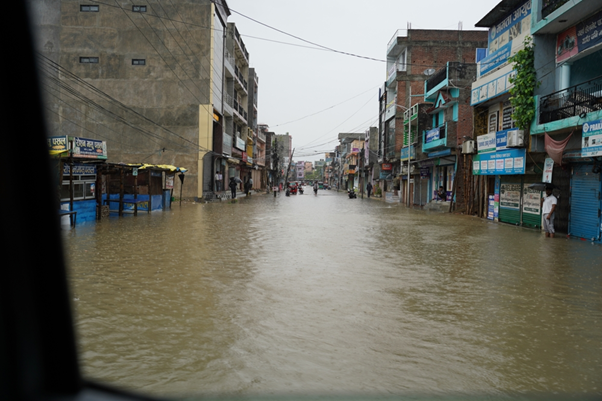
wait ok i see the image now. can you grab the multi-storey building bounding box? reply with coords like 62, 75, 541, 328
382, 29, 488, 203
529, 0, 602, 242
31, 0, 231, 200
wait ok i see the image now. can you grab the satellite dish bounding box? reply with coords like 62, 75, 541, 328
424, 68, 436, 76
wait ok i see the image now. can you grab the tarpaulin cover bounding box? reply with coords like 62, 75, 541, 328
545, 132, 572, 166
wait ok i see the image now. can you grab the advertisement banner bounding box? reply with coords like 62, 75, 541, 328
481, 1, 531, 76
473, 148, 526, 175
522, 185, 542, 215
477, 133, 497, 154
556, 9, 602, 64
73, 137, 107, 159
500, 183, 521, 210
381, 163, 392, 171
425, 128, 440, 143
582, 119, 602, 157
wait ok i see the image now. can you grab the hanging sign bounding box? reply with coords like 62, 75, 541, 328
542, 158, 554, 183
477, 133, 496, 153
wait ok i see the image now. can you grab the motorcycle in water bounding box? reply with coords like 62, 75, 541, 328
348, 188, 357, 199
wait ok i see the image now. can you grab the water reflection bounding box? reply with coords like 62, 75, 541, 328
64, 191, 602, 397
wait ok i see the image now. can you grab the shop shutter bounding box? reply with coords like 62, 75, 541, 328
569, 165, 601, 241
499, 175, 522, 225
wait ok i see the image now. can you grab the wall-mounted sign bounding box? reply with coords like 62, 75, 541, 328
381, 163, 392, 171
473, 148, 526, 175
556, 9, 602, 64
400, 146, 415, 161
500, 183, 521, 210
234, 136, 246, 151
523, 185, 542, 215
477, 133, 496, 153
165, 175, 174, 189
73, 137, 107, 159
63, 163, 97, 175
582, 119, 602, 157
425, 128, 440, 143
48, 136, 69, 153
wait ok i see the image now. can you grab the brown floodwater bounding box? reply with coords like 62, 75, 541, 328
62, 189, 602, 398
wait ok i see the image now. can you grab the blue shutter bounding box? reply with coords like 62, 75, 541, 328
569, 165, 601, 241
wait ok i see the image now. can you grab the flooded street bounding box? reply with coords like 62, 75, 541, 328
63, 189, 602, 398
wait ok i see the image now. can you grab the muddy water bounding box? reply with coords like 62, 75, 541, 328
63, 190, 602, 398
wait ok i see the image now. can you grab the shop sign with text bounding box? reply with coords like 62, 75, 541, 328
473, 148, 526, 175
582, 119, 602, 157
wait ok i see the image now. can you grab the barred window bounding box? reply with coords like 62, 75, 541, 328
132, 6, 147, 12
132, 59, 146, 66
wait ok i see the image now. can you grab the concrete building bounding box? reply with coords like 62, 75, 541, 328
31, 0, 231, 200
382, 29, 488, 203
529, 0, 602, 241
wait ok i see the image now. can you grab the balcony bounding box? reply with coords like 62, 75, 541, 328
542, 0, 570, 19
539, 76, 602, 124
234, 66, 248, 94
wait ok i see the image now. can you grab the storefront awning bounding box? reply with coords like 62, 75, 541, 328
127, 163, 188, 173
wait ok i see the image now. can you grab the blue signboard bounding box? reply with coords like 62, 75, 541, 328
427, 149, 452, 158
425, 128, 440, 143
480, 42, 512, 76
73, 137, 107, 159
400, 146, 415, 161
576, 9, 602, 54
496, 129, 509, 150
582, 119, 602, 157
472, 148, 526, 175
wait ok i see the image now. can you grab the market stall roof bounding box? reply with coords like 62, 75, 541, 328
128, 163, 188, 173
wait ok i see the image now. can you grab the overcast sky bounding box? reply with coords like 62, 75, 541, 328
226, 0, 501, 162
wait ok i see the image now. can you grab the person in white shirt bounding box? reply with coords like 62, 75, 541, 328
540, 186, 558, 238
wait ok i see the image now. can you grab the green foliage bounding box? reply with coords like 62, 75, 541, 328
508, 36, 540, 131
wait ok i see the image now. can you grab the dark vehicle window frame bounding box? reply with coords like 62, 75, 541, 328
0, 2, 156, 401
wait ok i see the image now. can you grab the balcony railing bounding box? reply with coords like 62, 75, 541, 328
542, 0, 569, 19
539, 76, 602, 124
426, 66, 447, 93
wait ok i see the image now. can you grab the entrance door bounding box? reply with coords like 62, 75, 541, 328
569, 165, 602, 241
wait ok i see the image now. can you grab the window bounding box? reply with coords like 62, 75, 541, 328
61, 173, 96, 201
502, 101, 516, 130
132, 5, 147, 12
80, 57, 99, 64
80, 5, 99, 12
132, 59, 146, 65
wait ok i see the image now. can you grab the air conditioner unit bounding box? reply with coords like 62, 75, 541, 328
507, 130, 525, 147
462, 140, 475, 154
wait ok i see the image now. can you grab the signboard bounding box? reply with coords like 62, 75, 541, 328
400, 146, 415, 161
477, 133, 496, 153
582, 119, 602, 157
63, 163, 97, 175
48, 136, 69, 153
557, 9, 602, 64
500, 183, 521, 210
522, 185, 542, 215
420, 167, 430, 179
496, 130, 508, 151
165, 175, 174, 189
234, 136, 246, 151
471, 68, 515, 106
480, 1, 531, 76
73, 137, 107, 159
381, 163, 392, 171
473, 148, 526, 175
542, 158, 554, 183
488, 195, 495, 220
425, 128, 440, 143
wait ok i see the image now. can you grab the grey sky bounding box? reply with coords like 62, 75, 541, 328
227, 0, 501, 162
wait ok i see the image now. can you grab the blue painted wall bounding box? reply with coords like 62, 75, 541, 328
61, 200, 96, 225
104, 194, 164, 212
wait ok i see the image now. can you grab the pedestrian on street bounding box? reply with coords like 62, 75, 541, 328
541, 185, 557, 238
367, 182, 373, 198
229, 177, 237, 199
215, 171, 222, 192
313, 181, 318, 195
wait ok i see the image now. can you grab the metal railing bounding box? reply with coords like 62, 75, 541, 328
542, 0, 569, 19
539, 75, 602, 124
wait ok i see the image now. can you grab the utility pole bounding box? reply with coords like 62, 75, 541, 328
360, 147, 365, 199
284, 148, 295, 186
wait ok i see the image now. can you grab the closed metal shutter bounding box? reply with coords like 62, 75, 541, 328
499, 175, 522, 225
569, 165, 601, 241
